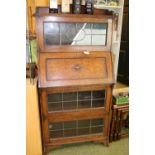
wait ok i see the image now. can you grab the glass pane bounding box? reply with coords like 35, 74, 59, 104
91, 119, 103, 126
63, 101, 77, 110
92, 35, 106, 45
64, 121, 76, 129
92, 99, 105, 108
72, 23, 91, 45
44, 23, 60, 45
48, 93, 62, 102
78, 91, 91, 100
49, 122, 63, 130
93, 90, 105, 99
60, 23, 77, 45
78, 100, 91, 109
74, 34, 91, 45
91, 118, 103, 134
63, 92, 77, 101
78, 120, 90, 127
48, 93, 62, 111
64, 121, 77, 137
44, 23, 59, 34
48, 102, 62, 111
44, 22, 107, 46
92, 23, 107, 34
83, 23, 91, 34
73, 23, 107, 45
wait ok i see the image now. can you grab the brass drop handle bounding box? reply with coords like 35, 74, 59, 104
73, 64, 81, 71
83, 50, 90, 55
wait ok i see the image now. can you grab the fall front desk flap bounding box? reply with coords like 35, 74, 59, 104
38, 51, 114, 88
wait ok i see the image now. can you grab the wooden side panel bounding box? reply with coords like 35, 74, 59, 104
26, 79, 42, 155
40, 89, 50, 144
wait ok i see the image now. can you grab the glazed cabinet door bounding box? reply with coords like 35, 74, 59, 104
47, 90, 106, 112
48, 116, 109, 145
40, 86, 112, 145
36, 15, 113, 52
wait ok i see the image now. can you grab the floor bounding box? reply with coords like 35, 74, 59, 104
47, 138, 129, 155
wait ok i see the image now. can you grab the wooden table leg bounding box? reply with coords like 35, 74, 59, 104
110, 107, 116, 142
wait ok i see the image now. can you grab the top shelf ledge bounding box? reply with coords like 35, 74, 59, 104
94, 5, 122, 11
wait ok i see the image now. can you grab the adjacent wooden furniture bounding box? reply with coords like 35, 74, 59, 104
109, 104, 129, 142
26, 78, 43, 155
119, 107, 129, 139
36, 13, 115, 154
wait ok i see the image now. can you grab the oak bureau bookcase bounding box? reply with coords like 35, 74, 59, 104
36, 13, 114, 154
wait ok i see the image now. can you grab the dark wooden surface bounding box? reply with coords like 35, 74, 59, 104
109, 104, 129, 142
118, 108, 129, 139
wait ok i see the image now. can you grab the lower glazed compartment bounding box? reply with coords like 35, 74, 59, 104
44, 116, 109, 153
49, 118, 104, 139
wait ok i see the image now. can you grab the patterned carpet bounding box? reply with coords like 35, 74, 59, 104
47, 138, 129, 155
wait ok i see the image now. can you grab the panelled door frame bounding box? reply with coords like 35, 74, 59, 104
38, 52, 114, 88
